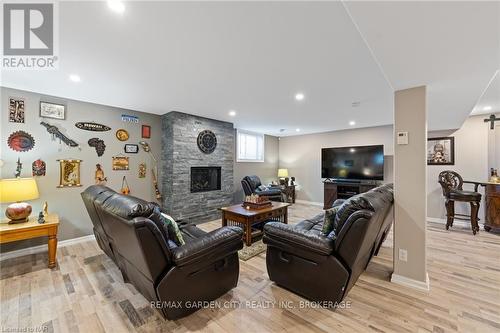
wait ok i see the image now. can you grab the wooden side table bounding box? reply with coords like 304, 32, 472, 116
0, 213, 59, 268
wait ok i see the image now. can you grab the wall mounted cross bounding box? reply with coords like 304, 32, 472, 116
484, 114, 500, 130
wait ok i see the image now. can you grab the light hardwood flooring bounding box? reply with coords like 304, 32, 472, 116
1, 203, 499, 333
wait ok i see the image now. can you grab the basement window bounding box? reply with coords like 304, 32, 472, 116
237, 129, 265, 162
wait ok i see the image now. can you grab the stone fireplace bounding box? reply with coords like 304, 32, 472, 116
161, 111, 234, 223
191, 167, 221, 193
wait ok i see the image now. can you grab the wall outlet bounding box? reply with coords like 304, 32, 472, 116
398, 248, 408, 262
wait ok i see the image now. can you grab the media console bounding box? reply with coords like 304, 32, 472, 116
323, 179, 380, 209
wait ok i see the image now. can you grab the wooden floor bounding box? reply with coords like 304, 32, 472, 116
1, 203, 499, 333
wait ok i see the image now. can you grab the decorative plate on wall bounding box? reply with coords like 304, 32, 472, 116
197, 130, 217, 154
116, 129, 129, 141
7, 131, 35, 152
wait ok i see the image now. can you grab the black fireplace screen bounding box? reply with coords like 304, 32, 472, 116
190, 167, 221, 193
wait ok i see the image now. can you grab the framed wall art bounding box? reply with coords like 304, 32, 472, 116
427, 137, 455, 165
40, 101, 66, 120
124, 144, 139, 154
142, 125, 151, 138
9, 97, 25, 123
57, 159, 82, 187
112, 155, 129, 170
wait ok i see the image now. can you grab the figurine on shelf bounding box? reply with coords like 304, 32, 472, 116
43, 201, 49, 215
38, 212, 45, 224
490, 168, 500, 183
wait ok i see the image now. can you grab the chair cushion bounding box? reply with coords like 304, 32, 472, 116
448, 190, 481, 202
296, 213, 324, 233
334, 196, 374, 234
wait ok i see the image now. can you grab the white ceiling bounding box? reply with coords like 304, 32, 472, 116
1, 1, 499, 136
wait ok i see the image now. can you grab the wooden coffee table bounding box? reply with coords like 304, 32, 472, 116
221, 202, 290, 246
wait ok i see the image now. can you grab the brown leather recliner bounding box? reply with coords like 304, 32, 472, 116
81, 185, 243, 320
262, 184, 394, 304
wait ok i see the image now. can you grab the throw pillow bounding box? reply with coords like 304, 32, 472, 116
322, 206, 339, 236
160, 213, 185, 246
258, 185, 268, 191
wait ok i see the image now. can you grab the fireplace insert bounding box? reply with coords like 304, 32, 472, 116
191, 167, 222, 193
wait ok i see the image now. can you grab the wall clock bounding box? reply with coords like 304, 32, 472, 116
197, 130, 217, 154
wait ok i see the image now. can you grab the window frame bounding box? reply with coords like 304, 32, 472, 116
236, 129, 265, 163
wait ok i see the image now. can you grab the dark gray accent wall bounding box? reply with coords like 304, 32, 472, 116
161, 111, 234, 223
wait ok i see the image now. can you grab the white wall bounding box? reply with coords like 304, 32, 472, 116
427, 114, 496, 223
0, 87, 162, 252
278, 125, 394, 204
233, 134, 279, 202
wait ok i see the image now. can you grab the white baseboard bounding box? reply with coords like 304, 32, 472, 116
427, 217, 482, 228
0, 234, 96, 262
391, 272, 430, 292
295, 199, 323, 207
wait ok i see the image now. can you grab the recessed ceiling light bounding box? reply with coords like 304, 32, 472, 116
295, 128, 301, 132
295, 93, 305, 101
483, 106, 492, 111
69, 74, 81, 82
228, 110, 236, 117
107, 0, 125, 14
349, 121, 356, 126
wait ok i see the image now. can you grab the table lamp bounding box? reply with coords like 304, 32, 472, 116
0, 178, 39, 223
278, 169, 289, 185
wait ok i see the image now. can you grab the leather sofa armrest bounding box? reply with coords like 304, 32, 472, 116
263, 222, 334, 256
172, 226, 243, 267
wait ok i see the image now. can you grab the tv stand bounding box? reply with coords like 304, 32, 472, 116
323, 179, 379, 209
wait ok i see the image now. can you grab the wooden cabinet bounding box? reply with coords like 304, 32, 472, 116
484, 183, 500, 232
323, 181, 378, 209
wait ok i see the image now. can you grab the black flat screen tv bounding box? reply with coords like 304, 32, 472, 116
321, 145, 384, 181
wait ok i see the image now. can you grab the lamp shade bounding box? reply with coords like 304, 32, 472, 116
0, 178, 39, 203
278, 169, 289, 178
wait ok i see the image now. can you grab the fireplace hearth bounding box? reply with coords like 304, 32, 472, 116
191, 167, 222, 193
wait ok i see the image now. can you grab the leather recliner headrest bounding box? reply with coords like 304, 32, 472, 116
100, 193, 158, 220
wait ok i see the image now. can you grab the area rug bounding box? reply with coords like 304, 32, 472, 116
238, 240, 266, 261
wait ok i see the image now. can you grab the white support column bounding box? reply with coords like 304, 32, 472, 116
391, 86, 429, 291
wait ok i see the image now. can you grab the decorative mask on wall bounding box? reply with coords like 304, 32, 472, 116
57, 159, 82, 188
75, 122, 111, 131
88, 138, 106, 157
8, 131, 35, 152
32, 159, 46, 176
9, 97, 25, 123
95, 164, 107, 185
40, 122, 79, 147
138, 163, 146, 178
